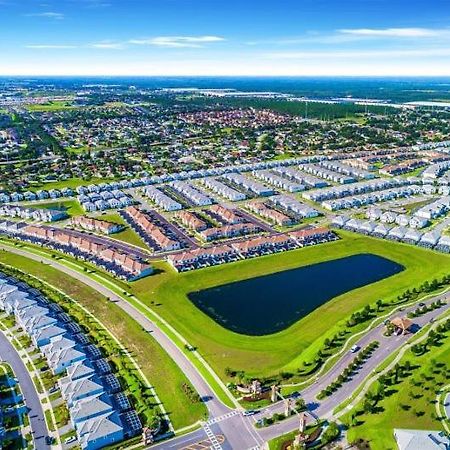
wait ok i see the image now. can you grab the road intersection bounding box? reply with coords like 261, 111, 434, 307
0, 243, 448, 449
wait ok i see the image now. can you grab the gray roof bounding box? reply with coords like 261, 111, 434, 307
32, 325, 66, 343
78, 411, 123, 444
62, 376, 104, 404
49, 346, 86, 368
394, 429, 449, 450
71, 392, 113, 424
65, 360, 95, 381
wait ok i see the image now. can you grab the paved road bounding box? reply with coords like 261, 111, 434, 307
0, 331, 50, 450
2, 243, 449, 450
152, 290, 450, 449
0, 244, 231, 421
445, 393, 450, 420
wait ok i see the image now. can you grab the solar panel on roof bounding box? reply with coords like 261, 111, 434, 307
93, 359, 111, 374
123, 411, 142, 432
103, 374, 121, 392
114, 392, 131, 411
86, 345, 102, 359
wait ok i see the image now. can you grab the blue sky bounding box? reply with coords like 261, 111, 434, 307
1, 0, 450, 75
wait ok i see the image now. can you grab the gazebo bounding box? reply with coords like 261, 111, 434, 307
391, 317, 413, 334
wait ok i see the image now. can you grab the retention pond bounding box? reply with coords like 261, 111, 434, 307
188, 253, 404, 335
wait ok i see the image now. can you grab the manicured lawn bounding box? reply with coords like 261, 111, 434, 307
95, 213, 150, 250
0, 252, 206, 429
28, 177, 113, 192
31, 200, 84, 217
25, 101, 76, 112
128, 231, 450, 380
344, 339, 450, 449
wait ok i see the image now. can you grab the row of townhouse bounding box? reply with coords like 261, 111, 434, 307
318, 160, 375, 180
303, 177, 415, 203
366, 207, 429, 229
0, 204, 68, 222
252, 170, 305, 193
199, 222, 260, 242
222, 173, 275, 197
322, 185, 424, 211
167, 227, 337, 271
122, 207, 181, 252
70, 216, 123, 235
79, 191, 133, 213
379, 159, 426, 176
177, 211, 208, 232
414, 196, 450, 220
76, 180, 143, 195
247, 202, 294, 226
143, 186, 182, 211
169, 180, 213, 206
141, 155, 320, 187
199, 178, 247, 201
0, 276, 141, 450
10, 150, 400, 203
0, 188, 74, 204
79, 189, 129, 203
1, 223, 152, 280
333, 216, 450, 253
0, 155, 315, 205
269, 194, 319, 218
208, 204, 244, 224
342, 157, 377, 172
422, 161, 450, 180
272, 167, 329, 189
302, 164, 356, 184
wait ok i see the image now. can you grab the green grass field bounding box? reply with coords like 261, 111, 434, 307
0, 251, 206, 429
25, 101, 76, 112
128, 231, 450, 380
28, 177, 114, 192
344, 338, 450, 449
95, 212, 150, 250
31, 199, 84, 217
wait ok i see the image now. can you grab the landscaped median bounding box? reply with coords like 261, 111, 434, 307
338, 311, 450, 450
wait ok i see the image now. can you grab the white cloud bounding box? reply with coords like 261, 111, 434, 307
128, 35, 225, 48
89, 41, 123, 49
26, 11, 64, 20
25, 44, 77, 49
266, 48, 450, 59
339, 27, 450, 38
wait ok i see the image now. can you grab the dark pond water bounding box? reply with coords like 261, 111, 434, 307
188, 253, 404, 336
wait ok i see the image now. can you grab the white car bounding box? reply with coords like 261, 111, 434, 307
350, 345, 360, 353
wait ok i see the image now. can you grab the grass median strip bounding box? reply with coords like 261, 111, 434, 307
0, 250, 207, 429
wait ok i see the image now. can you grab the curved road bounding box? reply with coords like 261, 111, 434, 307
0, 244, 232, 421
0, 331, 50, 450
1, 243, 448, 449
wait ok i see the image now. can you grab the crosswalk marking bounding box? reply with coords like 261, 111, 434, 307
202, 423, 222, 450
206, 410, 239, 425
